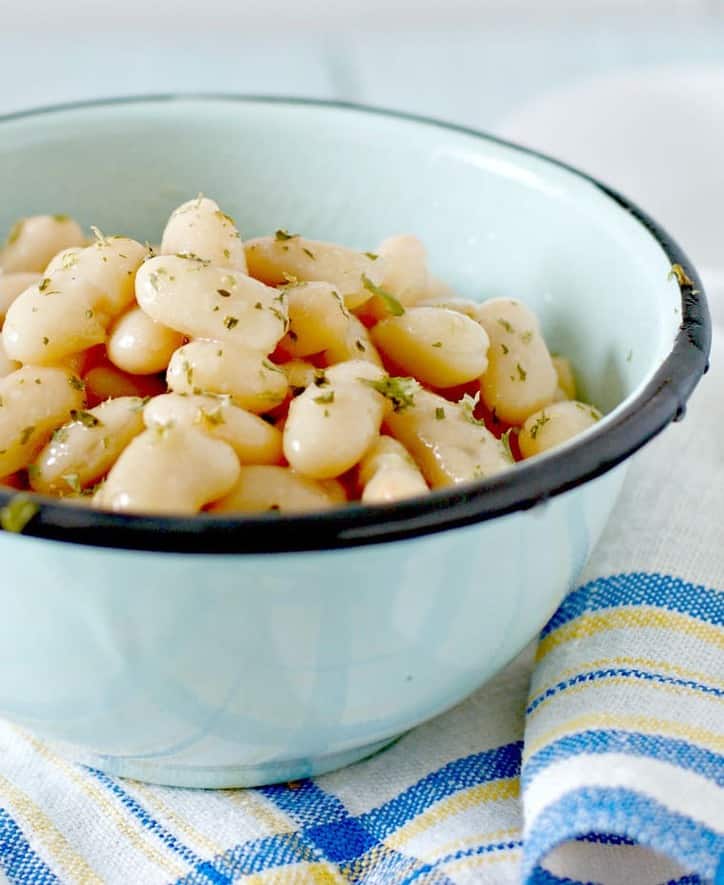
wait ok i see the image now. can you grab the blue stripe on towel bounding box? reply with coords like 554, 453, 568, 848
523, 786, 724, 882
0, 808, 60, 885
541, 574, 724, 637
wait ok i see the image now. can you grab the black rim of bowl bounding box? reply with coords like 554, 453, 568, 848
0, 94, 712, 554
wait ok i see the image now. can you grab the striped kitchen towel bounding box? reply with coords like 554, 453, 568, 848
0, 360, 722, 884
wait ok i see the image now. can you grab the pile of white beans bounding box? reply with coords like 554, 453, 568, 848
0, 198, 601, 516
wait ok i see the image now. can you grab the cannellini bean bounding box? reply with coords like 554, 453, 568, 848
211, 465, 345, 514
30, 396, 145, 494
552, 355, 577, 401
323, 315, 382, 367
283, 360, 386, 478
359, 435, 428, 503
281, 359, 320, 392
518, 400, 602, 459
371, 307, 489, 388
418, 295, 484, 322
95, 424, 239, 515
476, 298, 557, 424
161, 196, 247, 272
107, 307, 185, 375
1, 215, 85, 273
167, 341, 288, 412
144, 393, 283, 464
0, 366, 85, 476
0, 338, 20, 378
136, 255, 287, 352
83, 365, 166, 406
245, 234, 385, 310
0, 273, 40, 323
280, 282, 350, 357
2, 237, 147, 364
377, 235, 429, 306
385, 389, 511, 487
44, 247, 82, 275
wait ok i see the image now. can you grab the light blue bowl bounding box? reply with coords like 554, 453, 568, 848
0, 96, 709, 787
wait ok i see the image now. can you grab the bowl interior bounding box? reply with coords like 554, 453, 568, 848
0, 96, 682, 414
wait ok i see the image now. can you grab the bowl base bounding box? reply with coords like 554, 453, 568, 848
46, 733, 404, 789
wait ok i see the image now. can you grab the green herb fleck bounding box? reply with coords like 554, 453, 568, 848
364, 252, 378, 261
362, 375, 419, 412
501, 343, 509, 355
182, 360, 194, 385
0, 494, 38, 533
520, 330, 533, 344
19, 426, 35, 445
223, 248, 231, 259
41, 336, 49, 346
435, 406, 445, 420
314, 390, 335, 405
275, 229, 298, 241
262, 358, 284, 375
355, 339, 366, 352
62, 473, 82, 494
361, 274, 404, 316
85, 309, 94, 320
516, 362, 527, 382
52, 214, 70, 223
497, 318, 514, 333
460, 392, 484, 425
432, 341, 443, 348
6, 220, 24, 245
223, 316, 239, 330
217, 288, 231, 298
68, 375, 84, 392
314, 370, 328, 387
302, 247, 315, 260
254, 301, 263, 310
71, 409, 102, 428
38, 277, 51, 292
529, 413, 550, 440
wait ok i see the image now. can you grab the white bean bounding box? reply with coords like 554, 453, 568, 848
323, 315, 383, 367
377, 234, 429, 306
144, 393, 283, 464
519, 400, 602, 458
0, 367, 85, 476
136, 255, 287, 352
0, 338, 20, 378
552, 355, 577, 401
385, 388, 511, 487
211, 465, 345, 514
95, 424, 239, 515
107, 307, 185, 375
283, 360, 386, 478
359, 435, 428, 503
2, 237, 147, 364
30, 396, 145, 494
476, 298, 557, 424
1, 215, 85, 273
371, 307, 489, 388
0, 273, 40, 324
280, 282, 350, 357
167, 340, 288, 412
161, 196, 247, 272
245, 234, 385, 309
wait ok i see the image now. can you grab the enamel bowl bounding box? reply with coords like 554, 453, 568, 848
0, 96, 710, 787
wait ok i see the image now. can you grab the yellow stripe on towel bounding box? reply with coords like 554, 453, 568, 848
0, 773, 103, 885
386, 777, 519, 850
525, 713, 724, 760
536, 609, 724, 662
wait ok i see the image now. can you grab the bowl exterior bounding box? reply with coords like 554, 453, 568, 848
0, 466, 624, 787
